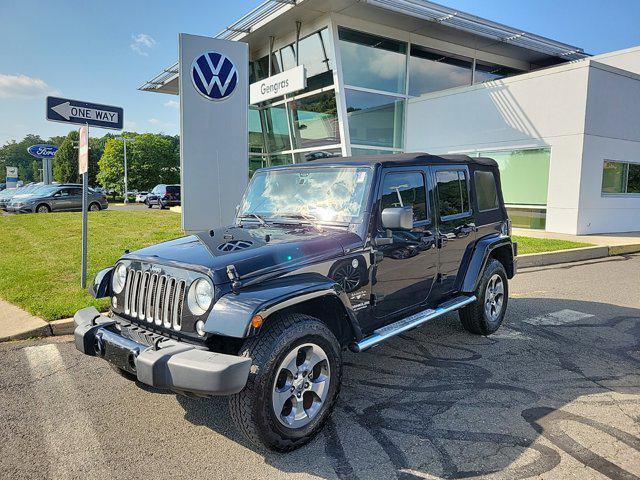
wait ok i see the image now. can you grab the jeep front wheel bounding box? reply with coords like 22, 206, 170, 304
229, 313, 342, 451
459, 258, 508, 335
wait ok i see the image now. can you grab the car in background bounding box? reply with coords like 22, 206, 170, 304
0, 183, 43, 210
145, 184, 180, 209
6, 184, 108, 213
0, 183, 6, 191
135, 191, 149, 203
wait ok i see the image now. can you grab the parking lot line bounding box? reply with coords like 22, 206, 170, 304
23, 344, 113, 480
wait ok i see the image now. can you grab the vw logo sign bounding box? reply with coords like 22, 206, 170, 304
191, 52, 238, 101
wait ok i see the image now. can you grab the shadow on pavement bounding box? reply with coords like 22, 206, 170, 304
177, 297, 640, 479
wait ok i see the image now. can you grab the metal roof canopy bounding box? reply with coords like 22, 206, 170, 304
139, 0, 587, 94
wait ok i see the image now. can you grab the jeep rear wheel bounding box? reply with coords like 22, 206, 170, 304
459, 258, 508, 335
229, 312, 342, 451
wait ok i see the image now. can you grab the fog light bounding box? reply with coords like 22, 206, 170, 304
196, 320, 206, 337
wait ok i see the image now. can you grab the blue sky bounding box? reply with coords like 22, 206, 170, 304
1, 0, 639, 145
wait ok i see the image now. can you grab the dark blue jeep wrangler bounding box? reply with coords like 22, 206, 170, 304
74, 152, 516, 451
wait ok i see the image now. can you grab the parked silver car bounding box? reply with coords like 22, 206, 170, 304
6, 184, 108, 213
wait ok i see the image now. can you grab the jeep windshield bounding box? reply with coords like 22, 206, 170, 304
239, 166, 373, 225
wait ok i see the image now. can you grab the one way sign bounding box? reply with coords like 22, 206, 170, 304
46, 96, 123, 130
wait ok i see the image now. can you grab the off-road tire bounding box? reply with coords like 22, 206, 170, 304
459, 258, 508, 335
229, 312, 342, 451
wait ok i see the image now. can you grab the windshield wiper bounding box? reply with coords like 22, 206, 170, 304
239, 212, 268, 227
273, 212, 325, 231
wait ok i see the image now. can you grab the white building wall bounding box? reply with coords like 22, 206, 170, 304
577, 63, 640, 233
405, 61, 592, 234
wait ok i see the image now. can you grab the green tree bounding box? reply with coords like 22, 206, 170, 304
0, 134, 46, 183
53, 130, 80, 183
97, 133, 179, 195
32, 160, 41, 182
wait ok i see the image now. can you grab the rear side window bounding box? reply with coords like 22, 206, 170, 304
436, 169, 470, 218
380, 171, 427, 222
474, 171, 499, 211
166, 185, 180, 194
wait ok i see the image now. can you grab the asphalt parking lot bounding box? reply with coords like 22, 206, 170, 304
1, 254, 639, 480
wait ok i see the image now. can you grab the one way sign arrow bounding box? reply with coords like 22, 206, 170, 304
46, 96, 124, 130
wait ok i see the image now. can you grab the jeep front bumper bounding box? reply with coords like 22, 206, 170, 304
74, 307, 251, 396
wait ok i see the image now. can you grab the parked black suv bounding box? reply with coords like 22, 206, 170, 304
74, 153, 516, 451
145, 184, 180, 209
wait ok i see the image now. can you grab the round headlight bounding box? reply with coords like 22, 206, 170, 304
112, 263, 127, 294
188, 278, 214, 315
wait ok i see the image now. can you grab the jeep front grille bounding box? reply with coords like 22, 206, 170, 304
123, 268, 186, 331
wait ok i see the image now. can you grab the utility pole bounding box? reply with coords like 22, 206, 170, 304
116, 136, 135, 203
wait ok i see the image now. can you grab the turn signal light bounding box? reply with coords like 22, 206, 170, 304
251, 315, 264, 329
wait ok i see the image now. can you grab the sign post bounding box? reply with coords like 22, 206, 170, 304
78, 125, 89, 288
46, 96, 122, 289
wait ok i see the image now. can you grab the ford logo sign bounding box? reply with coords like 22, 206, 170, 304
191, 52, 238, 101
27, 144, 58, 159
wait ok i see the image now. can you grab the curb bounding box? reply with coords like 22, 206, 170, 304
518, 243, 640, 268
0, 317, 74, 343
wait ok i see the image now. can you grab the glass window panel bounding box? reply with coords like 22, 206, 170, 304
346, 89, 404, 149
628, 163, 640, 193
507, 207, 546, 229
351, 147, 401, 156
484, 148, 550, 205
474, 61, 522, 84
249, 107, 266, 153
474, 171, 499, 211
601, 161, 627, 194
339, 27, 407, 94
436, 170, 470, 217
409, 45, 472, 96
280, 28, 334, 92
252, 53, 282, 82
295, 149, 342, 163
381, 172, 427, 222
262, 104, 291, 152
288, 91, 340, 149
270, 153, 293, 166
249, 155, 268, 178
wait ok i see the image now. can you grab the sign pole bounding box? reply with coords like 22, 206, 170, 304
79, 124, 89, 289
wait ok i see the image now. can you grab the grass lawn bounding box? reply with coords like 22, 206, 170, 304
0, 210, 593, 321
513, 235, 592, 255
0, 210, 183, 321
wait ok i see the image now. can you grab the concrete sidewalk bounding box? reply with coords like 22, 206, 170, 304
0, 299, 73, 342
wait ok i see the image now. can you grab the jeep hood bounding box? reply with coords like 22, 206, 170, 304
126, 224, 362, 283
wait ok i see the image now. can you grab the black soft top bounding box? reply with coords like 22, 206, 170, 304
285, 152, 498, 168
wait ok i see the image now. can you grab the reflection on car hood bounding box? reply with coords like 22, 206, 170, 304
125, 224, 363, 284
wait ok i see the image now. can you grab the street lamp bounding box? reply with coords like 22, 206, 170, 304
116, 136, 135, 203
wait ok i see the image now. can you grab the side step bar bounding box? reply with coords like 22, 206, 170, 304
349, 295, 476, 353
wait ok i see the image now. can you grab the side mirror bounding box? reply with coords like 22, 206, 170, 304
381, 206, 414, 230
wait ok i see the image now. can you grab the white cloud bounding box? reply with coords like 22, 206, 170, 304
0, 73, 58, 99
131, 33, 156, 56
148, 118, 175, 128
164, 99, 179, 109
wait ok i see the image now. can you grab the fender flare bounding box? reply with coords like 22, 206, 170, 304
461, 235, 515, 293
203, 272, 361, 340
89, 267, 113, 298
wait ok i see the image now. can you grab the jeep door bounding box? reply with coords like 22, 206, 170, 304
431, 166, 477, 296
371, 168, 438, 321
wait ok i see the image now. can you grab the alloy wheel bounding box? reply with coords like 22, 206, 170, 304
484, 274, 504, 322
272, 343, 330, 429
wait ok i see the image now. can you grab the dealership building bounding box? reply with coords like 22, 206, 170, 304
140, 0, 640, 234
